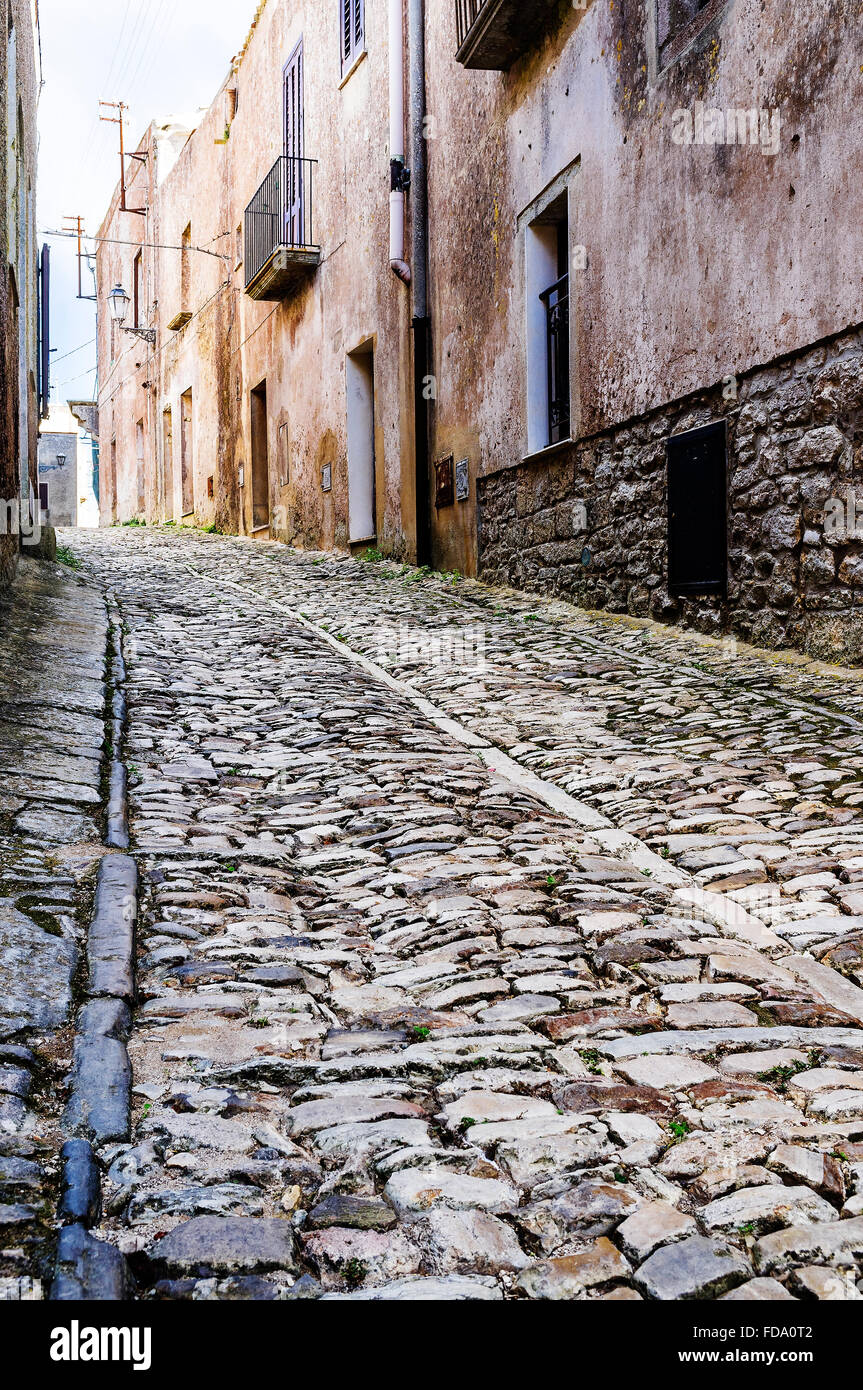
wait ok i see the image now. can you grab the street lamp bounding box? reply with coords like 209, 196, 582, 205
107, 282, 156, 345
56, 454, 67, 468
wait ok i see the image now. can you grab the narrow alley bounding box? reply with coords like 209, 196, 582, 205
6, 527, 863, 1304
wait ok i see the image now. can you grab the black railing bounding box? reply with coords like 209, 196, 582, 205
456, 0, 485, 48
540, 274, 571, 445
244, 155, 318, 288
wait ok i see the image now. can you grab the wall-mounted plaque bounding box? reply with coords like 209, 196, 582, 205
435, 455, 454, 509
453, 458, 466, 503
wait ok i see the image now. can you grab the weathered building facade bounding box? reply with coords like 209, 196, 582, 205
1, 0, 41, 584
97, 0, 863, 661
439, 0, 863, 663
97, 0, 418, 555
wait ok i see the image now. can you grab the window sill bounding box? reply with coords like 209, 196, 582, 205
339, 48, 367, 90
522, 437, 574, 466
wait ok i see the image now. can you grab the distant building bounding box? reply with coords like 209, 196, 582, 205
68, 399, 100, 528
37, 402, 99, 529
96, 0, 863, 662
1, 0, 43, 582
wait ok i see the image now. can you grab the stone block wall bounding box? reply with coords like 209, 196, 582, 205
478, 326, 863, 664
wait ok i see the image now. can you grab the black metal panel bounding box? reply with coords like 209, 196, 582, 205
39, 244, 50, 420
540, 273, 570, 446
667, 421, 727, 595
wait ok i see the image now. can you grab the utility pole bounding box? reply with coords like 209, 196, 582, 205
62, 215, 96, 301
99, 101, 147, 216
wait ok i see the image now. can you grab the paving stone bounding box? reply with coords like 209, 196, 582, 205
789, 1265, 863, 1300
303, 1226, 421, 1290
635, 1235, 751, 1300
411, 1208, 530, 1275
147, 1217, 297, 1276
441, 1091, 556, 1127
754, 1215, 863, 1274
384, 1167, 519, 1218
285, 1096, 425, 1135
767, 1143, 845, 1199
616, 1200, 697, 1261
307, 1193, 398, 1231
615, 1055, 719, 1089
321, 1275, 503, 1300
721, 1277, 798, 1301
517, 1240, 632, 1299
0, 902, 76, 1036
700, 1184, 839, 1236
515, 1180, 640, 1251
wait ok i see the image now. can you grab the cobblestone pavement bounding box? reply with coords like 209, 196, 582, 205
61, 525, 863, 1300
0, 557, 108, 1298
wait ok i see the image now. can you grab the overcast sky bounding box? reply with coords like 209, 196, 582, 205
38, 0, 260, 405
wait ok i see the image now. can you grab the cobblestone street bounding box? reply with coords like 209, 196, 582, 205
8, 526, 863, 1302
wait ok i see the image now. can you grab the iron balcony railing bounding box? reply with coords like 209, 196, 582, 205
455, 0, 485, 49
244, 155, 318, 289
539, 273, 571, 445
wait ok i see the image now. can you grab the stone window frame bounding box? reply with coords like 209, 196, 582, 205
517, 156, 581, 462
649, 0, 731, 79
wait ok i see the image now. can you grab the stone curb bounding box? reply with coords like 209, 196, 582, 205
87, 853, 137, 1002
57, 1139, 102, 1227
50, 1223, 129, 1301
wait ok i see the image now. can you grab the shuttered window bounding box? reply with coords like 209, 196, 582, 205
341, 0, 365, 73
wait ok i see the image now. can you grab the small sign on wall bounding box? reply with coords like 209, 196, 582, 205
455, 458, 469, 503
435, 455, 454, 509
321, 463, 333, 493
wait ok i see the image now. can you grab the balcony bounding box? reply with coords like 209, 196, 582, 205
244, 156, 320, 301
455, 0, 555, 70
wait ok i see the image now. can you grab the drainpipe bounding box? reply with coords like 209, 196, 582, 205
408, 0, 432, 565
389, 0, 411, 284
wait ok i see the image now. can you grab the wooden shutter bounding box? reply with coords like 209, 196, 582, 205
342, 0, 365, 72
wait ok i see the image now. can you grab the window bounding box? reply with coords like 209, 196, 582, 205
525, 192, 571, 452
667, 421, 727, 595
656, 0, 721, 70
341, 0, 365, 74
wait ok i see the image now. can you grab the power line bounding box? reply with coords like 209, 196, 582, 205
102, 0, 137, 96
51, 337, 97, 366
41, 229, 231, 263
74, 0, 139, 186
124, 0, 173, 101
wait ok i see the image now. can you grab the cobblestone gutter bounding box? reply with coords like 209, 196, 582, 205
51, 596, 137, 1299
0, 557, 111, 1299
